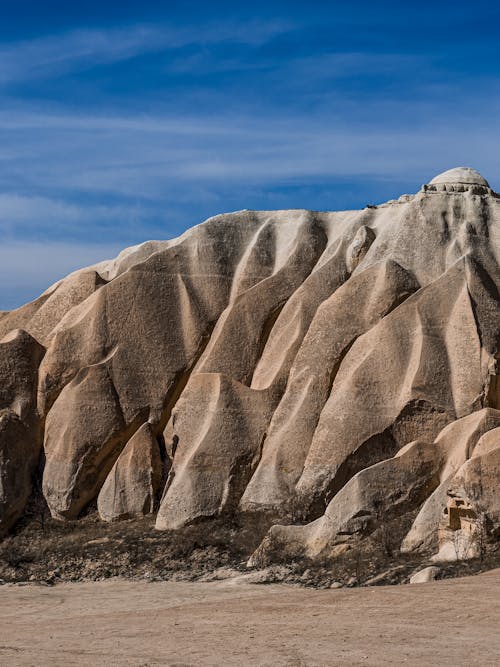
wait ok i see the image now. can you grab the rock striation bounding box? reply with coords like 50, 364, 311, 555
1, 167, 499, 565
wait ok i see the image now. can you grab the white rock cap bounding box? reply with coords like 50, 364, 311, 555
429, 167, 489, 187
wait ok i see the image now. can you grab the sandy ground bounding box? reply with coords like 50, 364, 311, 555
0, 570, 499, 667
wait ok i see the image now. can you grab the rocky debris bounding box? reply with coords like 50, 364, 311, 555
225, 566, 293, 585
409, 566, 441, 584
365, 565, 409, 586
0, 510, 498, 587
0, 167, 499, 573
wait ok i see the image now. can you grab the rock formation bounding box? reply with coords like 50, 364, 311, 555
1, 167, 499, 565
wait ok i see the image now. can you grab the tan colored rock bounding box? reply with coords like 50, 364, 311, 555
0, 410, 38, 536
471, 426, 500, 457
409, 566, 441, 584
0, 329, 45, 535
98, 423, 163, 521
241, 259, 419, 518
0, 167, 499, 558
291, 256, 485, 520
193, 213, 328, 386
248, 227, 349, 393
434, 443, 500, 561
345, 225, 376, 273
0, 329, 45, 423
0, 270, 105, 346
43, 360, 144, 519
249, 440, 441, 565
156, 374, 273, 530
40, 210, 328, 519
401, 409, 500, 553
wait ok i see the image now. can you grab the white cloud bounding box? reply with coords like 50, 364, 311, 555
0, 241, 123, 310
1, 107, 499, 199
0, 26, 158, 84
0, 193, 162, 240
0, 194, 85, 224
0, 20, 292, 85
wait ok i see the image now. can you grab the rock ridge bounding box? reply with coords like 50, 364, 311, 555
0, 167, 499, 565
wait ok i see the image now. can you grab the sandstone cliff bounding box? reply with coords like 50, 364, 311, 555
1, 167, 499, 564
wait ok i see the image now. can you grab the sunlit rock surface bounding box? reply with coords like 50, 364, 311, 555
1, 167, 499, 563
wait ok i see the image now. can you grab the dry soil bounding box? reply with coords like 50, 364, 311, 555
0, 569, 499, 666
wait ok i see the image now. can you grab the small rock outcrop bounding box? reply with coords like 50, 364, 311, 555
97, 422, 163, 522
409, 566, 441, 584
0, 167, 499, 568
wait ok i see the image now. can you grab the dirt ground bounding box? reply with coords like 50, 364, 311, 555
0, 570, 499, 667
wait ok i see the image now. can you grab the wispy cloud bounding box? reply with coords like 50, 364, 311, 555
0, 26, 162, 84
0, 240, 123, 309
0, 193, 163, 241
1, 7, 500, 309
0, 20, 293, 85
1, 107, 499, 195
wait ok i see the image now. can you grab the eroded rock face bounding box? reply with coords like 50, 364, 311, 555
0, 330, 45, 535
249, 440, 442, 565
97, 422, 163, 522
0, 167, 499, 563
401, 409, 500, 554
432, 428, 500, 561
156, 374, 273, 530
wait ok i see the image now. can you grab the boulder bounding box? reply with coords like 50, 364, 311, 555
409, 566, 441, 584
98, 423, 164, 521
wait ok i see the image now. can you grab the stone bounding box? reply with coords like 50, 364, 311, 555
248, 440, 442, 565
42, 361, 140, 519
98, 423, 163, 522
409, 566, 441, 584
0, 271, 105, 347
0, 410, 38, 535
240, 259, 419, 519
0, 166, 498, 566
401, 409, 500, 554
156, 373, 274, 529
0, 330, 45, 535
428, 167, 489, 187
433, 443, 500, 561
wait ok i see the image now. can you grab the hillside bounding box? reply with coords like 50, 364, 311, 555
1, 167, 499, 578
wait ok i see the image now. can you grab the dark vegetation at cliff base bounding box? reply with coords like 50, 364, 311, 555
1, 511, 499, 588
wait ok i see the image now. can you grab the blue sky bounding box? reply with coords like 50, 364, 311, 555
2, 1, 500, 309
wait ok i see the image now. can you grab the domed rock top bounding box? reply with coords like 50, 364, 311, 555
428, 167, 490, 187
